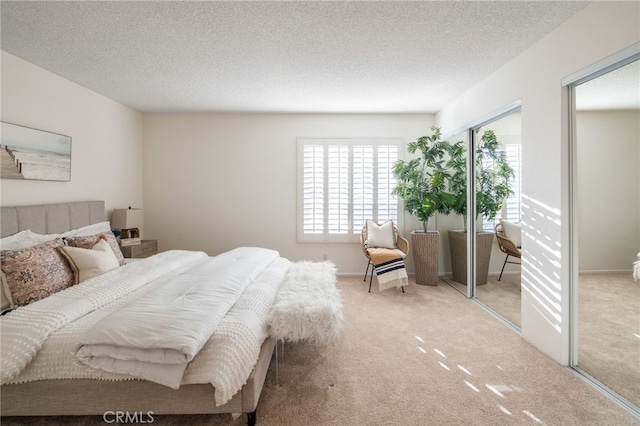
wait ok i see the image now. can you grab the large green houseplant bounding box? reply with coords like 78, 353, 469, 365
446, 129, 514, 285
392, 126, 456, 286
446, 129, 514, 226
393, 126, 456, 232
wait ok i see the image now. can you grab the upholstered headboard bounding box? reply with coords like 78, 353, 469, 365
1, 201, 106, 238
1, 201, 106, 310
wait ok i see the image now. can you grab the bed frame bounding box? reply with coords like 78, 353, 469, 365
0, 201, 275, 425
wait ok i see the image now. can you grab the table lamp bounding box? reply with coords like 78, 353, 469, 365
111, 207, 144, 245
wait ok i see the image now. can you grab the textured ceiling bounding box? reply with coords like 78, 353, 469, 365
576, 60, 640, 111
1, 1, 590, 113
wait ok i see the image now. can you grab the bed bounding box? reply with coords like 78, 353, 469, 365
0, 200, 282, 425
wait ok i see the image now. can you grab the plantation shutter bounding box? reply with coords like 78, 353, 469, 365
377, 145, 399, 226
327, 144, 350, 234
298, 138, 402, 242
503, 144, 522, 222
482, 143, 522, 231
302, 144, 324, 234
352, 145, 374, 236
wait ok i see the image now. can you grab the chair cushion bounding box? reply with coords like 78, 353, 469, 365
366, 220, 395, 249
501, 220, 522, 248
366, 247, 407, 259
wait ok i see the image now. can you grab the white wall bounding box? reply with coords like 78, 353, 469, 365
576, 110, 640, 272
142, 113, 432, 274
436, 2, 640, 363
0, 52, 144, 215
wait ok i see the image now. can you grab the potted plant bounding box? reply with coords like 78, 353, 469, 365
446, 129, 514, 285
393, 126, 456, 286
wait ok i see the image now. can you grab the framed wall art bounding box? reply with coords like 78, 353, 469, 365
0, 121, 71, 182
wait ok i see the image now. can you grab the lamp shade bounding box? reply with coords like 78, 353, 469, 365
111, 208, 144, 230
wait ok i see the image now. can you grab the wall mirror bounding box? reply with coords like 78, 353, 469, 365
441, 108, 522, 331
438, 129, 470, 296
571, 57, 640, 411
473, 110, 522, 329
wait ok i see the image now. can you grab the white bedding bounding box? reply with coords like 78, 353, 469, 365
1, 247, 291, 406
76, 247, 278, 388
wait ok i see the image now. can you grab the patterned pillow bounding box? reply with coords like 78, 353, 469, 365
65, 232, 126, 266
1, 238, 75, 308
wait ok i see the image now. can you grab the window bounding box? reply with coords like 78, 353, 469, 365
298, 138, 402, 242
482, 142, 522, 231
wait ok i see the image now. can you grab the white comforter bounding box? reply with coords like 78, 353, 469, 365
76, 246, 278, 388
1, 247, 291, 405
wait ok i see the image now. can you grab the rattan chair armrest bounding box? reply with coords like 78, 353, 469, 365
396, 234, 409, 256
360, 226, 371, 259
496, 234, 521, 257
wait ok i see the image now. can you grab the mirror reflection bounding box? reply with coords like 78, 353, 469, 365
474, 111, 522, 328
441, 111, 523, 331
574, 59, 640, 408
438, 130, 469, 296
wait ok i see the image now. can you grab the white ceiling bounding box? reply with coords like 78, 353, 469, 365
1, 1, 591, 114
576, 60, 640, 111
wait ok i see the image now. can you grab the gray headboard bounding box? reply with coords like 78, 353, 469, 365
1, 201, 106, 310
1, 200, 106, 238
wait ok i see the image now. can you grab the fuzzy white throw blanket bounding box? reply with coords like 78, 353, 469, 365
268, 261, 343, 345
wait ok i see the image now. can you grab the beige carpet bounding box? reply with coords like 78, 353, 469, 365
442, 273, 522, 328
444, 271, 639, 409
3, 277, 638, 426
578, 273, 640, 408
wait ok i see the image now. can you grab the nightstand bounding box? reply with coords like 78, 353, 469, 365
120, 240, 158, 258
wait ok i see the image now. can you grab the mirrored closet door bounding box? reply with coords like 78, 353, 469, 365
439, 130, 470, 297
473, 110, 522, 329
441, 109, 523, 330
572, 58, 640, 410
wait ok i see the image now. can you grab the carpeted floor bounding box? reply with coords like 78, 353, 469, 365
3, 276, 639, 425
442, 273, 522, 328
443, 270, 640, 410
578, 273, 640, 408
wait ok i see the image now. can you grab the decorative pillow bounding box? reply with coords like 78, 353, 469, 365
0, 238, 75, 308
65, 232, 126, 266
366, 220, 396, 249
58, 238, 120, 283
501, 220, 522, 248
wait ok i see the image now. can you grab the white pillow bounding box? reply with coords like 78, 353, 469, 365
0, 230, 40, 250
29, 221, 112, 244
501, 220, 522, 248
62, 221, 112, 238
58, 238, 120, 283
366, 220, 396, 249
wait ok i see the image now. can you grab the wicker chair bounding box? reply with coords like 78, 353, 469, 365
360, 220, 410, 292
495, 220, 521, 281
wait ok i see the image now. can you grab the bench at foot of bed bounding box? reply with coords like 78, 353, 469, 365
268, 261, 344, 345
